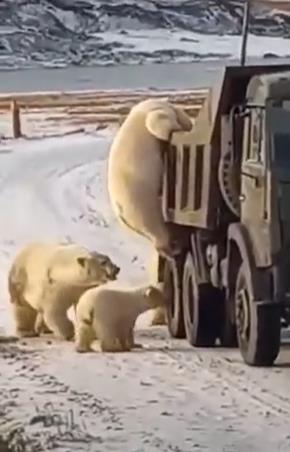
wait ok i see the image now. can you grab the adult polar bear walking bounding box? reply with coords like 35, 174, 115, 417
8, 242, 120, 340
107, 98, 193, 258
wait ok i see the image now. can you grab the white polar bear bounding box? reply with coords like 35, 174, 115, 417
75, 282, 166, 353
8, 242, 120, 340
146, 248, 167, 326
107, 98, 193, 258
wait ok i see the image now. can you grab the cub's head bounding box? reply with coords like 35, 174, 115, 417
141, 283, 167, 309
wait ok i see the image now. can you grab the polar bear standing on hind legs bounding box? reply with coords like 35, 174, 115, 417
107, 98, 193, 259
8, 242, 120, 340
74, 282, 167, 353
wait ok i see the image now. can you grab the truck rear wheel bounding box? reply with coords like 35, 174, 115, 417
218, 295, 237, 347
235, 264, 281, 366
182, 252, 218, 347
164, 256, 185, 339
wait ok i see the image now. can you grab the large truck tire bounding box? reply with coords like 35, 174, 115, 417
182, 252, 219, 347
235, 264, 281, 366
164, 255, 185, 339
218, 294, 238, 347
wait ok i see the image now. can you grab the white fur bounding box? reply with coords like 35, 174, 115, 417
8, 242, 120, 340
107, 98, 192, 257
146, 249, 167, 326
75, 282, 166, 353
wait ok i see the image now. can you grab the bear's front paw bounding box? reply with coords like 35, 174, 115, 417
75, 345, 90, 353
132, 342, 143, 349
53, 324, 75, 341
16, 329, 39, 338
170, 241, 182, 256
61, 333, 75, 341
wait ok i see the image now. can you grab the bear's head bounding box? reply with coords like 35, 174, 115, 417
47, 250, 120, 288
141, 283, 167, 309
89, 251, 120, 283
132, 99, 193, 142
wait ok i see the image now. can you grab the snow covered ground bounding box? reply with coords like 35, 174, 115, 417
99, 29, 290, 63
1, 128, 290, 451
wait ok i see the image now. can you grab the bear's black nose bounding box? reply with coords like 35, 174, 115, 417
114, 266, 120, 276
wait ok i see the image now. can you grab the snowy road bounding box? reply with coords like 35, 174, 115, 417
0, 131, 290, 451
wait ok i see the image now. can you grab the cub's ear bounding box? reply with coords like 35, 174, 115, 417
145, 108, 181, 141
77, 257, 87, 268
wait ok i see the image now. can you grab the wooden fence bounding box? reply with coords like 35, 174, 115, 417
0, 88, 209, 139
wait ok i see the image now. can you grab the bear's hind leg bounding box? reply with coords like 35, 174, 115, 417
114, 324, 132, 352
98, 324, 125, 352
99, 324, 132, 352
75, 321, 95, 353
12, 302, 38, 338
128, 328, 143, 349
100, 337, 124, 352
150, 306, 167, 326
43, 306, 74, 341
34, 312, 52, 335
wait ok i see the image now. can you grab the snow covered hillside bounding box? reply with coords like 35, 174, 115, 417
1, 0, 290, 69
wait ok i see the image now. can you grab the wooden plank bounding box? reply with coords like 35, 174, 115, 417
0, 88, 208, 110
0, 88, 209, 139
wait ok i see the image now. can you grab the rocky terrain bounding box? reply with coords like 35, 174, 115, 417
1, 0, 290, 69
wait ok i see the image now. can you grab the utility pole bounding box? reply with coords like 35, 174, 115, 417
240, 0, 250, 66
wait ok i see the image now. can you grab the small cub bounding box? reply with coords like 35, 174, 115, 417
75, 283, 166, 353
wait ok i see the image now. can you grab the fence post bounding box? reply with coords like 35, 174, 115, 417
11, 100, 22, 138
240, 0, 250, 66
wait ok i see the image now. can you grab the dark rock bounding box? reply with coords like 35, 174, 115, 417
263, 52, 279, 59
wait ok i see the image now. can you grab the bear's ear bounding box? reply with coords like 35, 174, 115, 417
99, 255, 109, 266
91, 251, 108, 266
145, 286, 156, 297
173, 106, 193, 131
145, 108, 181, 141
77, 257, 87, 268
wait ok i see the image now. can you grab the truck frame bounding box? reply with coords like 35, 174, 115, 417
154, 63, 290, 367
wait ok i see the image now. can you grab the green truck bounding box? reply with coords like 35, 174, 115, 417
154, 64, 290, 367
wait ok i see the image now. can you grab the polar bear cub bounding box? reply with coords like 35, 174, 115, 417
8, 242, 120, 340
75, 282, 166, 353
107, 98, 192, 258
